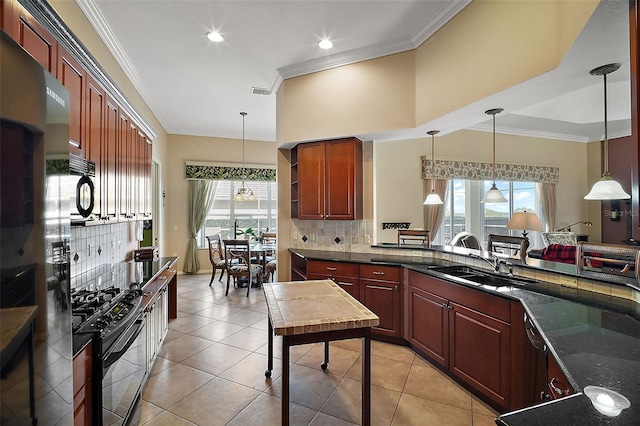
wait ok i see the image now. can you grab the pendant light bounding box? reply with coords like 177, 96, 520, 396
423, 130, 443, 205
482, 108, 507, 203
234, 111, 256, 201
584, 63, 631, 200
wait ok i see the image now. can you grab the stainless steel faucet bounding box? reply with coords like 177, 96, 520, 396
469, 253, 501, 272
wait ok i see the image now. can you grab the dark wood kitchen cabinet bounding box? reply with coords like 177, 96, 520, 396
407, 270, 514, 411
10, 0, 57, 75
303, 259, 402, 340
307, 260, 360, 299
103, 94, 119, 220
86, 75, 104, 219
73, 340, 92, 426
293, 137, 363, 220
58, 48, 86, 157
360, 264, 401, 339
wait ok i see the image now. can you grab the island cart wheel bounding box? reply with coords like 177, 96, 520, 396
265, 369, 271, 378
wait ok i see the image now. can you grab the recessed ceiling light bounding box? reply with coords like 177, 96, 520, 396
319, 39, 333, 49
206, 31, 224, 42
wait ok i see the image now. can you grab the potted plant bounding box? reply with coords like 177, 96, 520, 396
236, 227, 258, 241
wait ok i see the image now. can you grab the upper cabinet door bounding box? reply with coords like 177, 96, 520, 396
86, 75, 104, 218
295, 137, 363, 220
324, 138, 362, 220
15, 5, 57, 75
58, 49, 86, 157
297, 141, 325, 220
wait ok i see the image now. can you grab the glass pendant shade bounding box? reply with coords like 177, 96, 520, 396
482, 108, 507, 203
482, 183, 508, 203
235, 112, 257, 201
584, 63, 630, 201
423, 130, 443, 205
424, 190, 443, 205
584, 174, 630, 200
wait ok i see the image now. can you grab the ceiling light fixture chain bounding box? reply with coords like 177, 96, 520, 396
234, 111, 256, 201
423, 130, 443, 205
482, 108, 507, 203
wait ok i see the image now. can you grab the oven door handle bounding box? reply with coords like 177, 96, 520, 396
103, 315, 145, 372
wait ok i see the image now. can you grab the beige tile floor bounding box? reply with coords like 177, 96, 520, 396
140, 273, 499, 425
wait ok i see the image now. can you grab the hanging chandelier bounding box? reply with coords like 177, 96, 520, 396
423, 130, 443, 205
482, 108, 507, 203
584, 63, 630, 200
234, 111, 256, 201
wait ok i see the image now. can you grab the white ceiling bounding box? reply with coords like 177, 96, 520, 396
78, 0, 631, 144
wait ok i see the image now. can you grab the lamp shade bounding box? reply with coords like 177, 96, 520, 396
424, 190, 443, 205
506, 211, 543, 232
482, 183, 507, 203
584, 174, 630, 200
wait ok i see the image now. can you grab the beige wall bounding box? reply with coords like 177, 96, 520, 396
278, 51, 415, 143
414, 0, 598, 124
165, 134, 278, 272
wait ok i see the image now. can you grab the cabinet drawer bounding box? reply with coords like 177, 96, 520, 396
408, 270, 511, 323
308, 260, 359, 277
360, 264, 400, 282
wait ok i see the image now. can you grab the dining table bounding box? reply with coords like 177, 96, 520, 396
262, 279, 379, 425
249, 242, 276, 279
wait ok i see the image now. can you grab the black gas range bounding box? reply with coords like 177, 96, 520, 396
72, 285, 146, 425
72, 286, 143, 353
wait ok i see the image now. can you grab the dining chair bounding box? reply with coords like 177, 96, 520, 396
259, 231, 277, 260
222, 239, 263, 296
206, 234, 228, 286
265, 259, 277, 282
487, 234, 527, 262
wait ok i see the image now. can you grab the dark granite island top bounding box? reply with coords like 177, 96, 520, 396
290, 248, 640, 425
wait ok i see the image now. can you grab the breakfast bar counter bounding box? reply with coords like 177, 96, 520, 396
262, 279, 379, 425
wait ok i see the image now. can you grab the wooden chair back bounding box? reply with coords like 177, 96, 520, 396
487, 234, 527, 262
222, 239, 262, 296
398, 229, 431, 247
206, 234, 224, 265
260, 232, 277, 245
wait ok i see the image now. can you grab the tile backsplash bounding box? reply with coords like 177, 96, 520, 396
70, 222, 127, 290
290, 219, 375, 253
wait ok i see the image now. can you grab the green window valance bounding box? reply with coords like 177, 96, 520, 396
421, 158, 559, 183
185, 163, 276, 181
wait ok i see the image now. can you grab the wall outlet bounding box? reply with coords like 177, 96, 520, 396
293, 232, 298, 240
111, 239, 115, 249
87, 243, 92, 257
173, 225, 178, 231
311, 232, 316, 241
365, 235, 371, 244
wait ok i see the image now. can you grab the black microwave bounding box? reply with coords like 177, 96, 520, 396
70, 153, 96, 226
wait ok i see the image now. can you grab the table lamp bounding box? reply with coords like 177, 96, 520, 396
506, 211, 543, 248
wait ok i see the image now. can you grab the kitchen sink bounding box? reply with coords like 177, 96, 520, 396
431, 265, 538, 287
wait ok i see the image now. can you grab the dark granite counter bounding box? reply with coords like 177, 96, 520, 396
290, 248, 640, 425
72, 256, 178, 355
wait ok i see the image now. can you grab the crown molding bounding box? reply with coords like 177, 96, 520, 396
19, 0, 157, 138
277, 0, 470, 82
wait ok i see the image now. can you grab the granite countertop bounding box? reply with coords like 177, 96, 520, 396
263, 279, 379, 336
290, 248, 640, 424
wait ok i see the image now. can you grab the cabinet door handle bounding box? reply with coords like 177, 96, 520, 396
372, 271, 384, 276
336, 281, 352, 286
326, 267, 337, 271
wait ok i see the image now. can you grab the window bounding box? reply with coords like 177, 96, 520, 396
197, 180, 277, 247
435, 179, 544, 248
